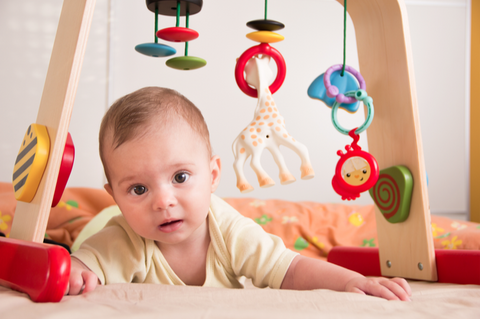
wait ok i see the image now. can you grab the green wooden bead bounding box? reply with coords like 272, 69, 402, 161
166, 56, 206, 70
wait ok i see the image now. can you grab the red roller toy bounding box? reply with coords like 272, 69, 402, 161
0, 237, 71, 302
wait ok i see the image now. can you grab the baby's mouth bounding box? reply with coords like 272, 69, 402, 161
158, 219, 183, 233
161, 220, 180, 226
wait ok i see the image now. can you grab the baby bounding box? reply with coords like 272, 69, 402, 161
68, 87, 411, 301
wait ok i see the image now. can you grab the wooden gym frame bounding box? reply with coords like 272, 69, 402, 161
9, 0, 438, 281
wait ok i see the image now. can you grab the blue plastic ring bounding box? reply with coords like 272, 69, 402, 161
331, 89, 374, 135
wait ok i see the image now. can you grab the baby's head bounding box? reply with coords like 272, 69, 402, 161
98, 87, 221, 245
99, 87, 212, 182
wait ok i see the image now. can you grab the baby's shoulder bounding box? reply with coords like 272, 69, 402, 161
106, 213, 129, 229
105, 214, 145, 242
210, 194, 257, 231
210, 194, 243, 219
83, 211, 144, 248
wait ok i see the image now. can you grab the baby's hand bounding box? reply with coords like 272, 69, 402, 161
345, 277, 412, 301
66, 257, 99, 295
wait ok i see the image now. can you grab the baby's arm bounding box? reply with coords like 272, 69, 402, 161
67, 257, 100, 295
280, 255, 411, 301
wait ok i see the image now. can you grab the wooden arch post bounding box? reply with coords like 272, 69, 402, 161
336, 0, 437, 281
9, 0, 97, 243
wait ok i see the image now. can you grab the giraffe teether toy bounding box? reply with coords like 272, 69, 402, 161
232, 55, 314, 193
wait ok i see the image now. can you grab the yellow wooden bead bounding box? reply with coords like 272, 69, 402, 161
246, 31, 284, 43
13, 124, 50, 202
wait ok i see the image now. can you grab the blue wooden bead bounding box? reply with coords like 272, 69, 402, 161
135, 43, 176, 57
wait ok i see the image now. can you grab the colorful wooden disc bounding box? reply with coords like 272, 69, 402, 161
146, 0, 203, 16
52, 133, 75, 207
246, 19, 285, 31
135, 43, 176, 57
246, 31, 284, 43
166, 56, 206, 70
369, 165, 413, 224
157, 27, 199, 42
13, 124, 50, 202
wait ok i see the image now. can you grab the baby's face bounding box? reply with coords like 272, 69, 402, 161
103, 119, 220, 248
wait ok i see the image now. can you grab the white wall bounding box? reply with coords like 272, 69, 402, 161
0, 0, 470, 217
406, 0, 470, 216
0, 0, 108, 189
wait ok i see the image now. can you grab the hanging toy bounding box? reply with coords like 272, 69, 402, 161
306, 0, 378, 200
232, 1, 314, 193
328, 84, 379, 201
235, 0, 286, 98
136, 0, 206, 70
245, 0, 285, 45
162, 1, 206, 70
308, 64, 364, 113
331, 90, 379, 200
307, 0, 362, 112
135, 1, 177, 58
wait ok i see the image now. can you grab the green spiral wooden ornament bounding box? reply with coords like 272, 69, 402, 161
369, 165, 413, 224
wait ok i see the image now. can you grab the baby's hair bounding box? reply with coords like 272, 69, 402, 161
99, 87, 211, 181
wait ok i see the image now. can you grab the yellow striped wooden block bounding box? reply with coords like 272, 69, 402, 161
13, 124, 50, 202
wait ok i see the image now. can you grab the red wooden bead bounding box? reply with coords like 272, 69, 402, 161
157, 27, 199, 42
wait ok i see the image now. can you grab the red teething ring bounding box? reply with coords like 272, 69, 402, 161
235, 43, 286, 98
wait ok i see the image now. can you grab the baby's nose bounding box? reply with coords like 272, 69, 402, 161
153, 187, 177, 210
355, 175, 359, 178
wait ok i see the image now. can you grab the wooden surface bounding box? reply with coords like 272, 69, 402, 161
337, 0, 437, 281
9, 0, 96, 242
471, 0, 479, 223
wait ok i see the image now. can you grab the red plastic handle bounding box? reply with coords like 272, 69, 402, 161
52, 132, 75, 207
0, 237, 71, 302
235, 43, 286, 98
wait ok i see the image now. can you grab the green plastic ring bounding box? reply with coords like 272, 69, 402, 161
331, 90, 374, 135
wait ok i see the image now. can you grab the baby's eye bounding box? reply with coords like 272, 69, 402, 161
363, 169, 368, 174
131, 185, 147, 195
174, 172, 190, 184
346, 173, 351, 178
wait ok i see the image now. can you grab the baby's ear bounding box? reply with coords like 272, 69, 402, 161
210, 155, 222, 193
104, 183, 114, 197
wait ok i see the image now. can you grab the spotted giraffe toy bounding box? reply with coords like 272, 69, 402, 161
232, 55, 315, 193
